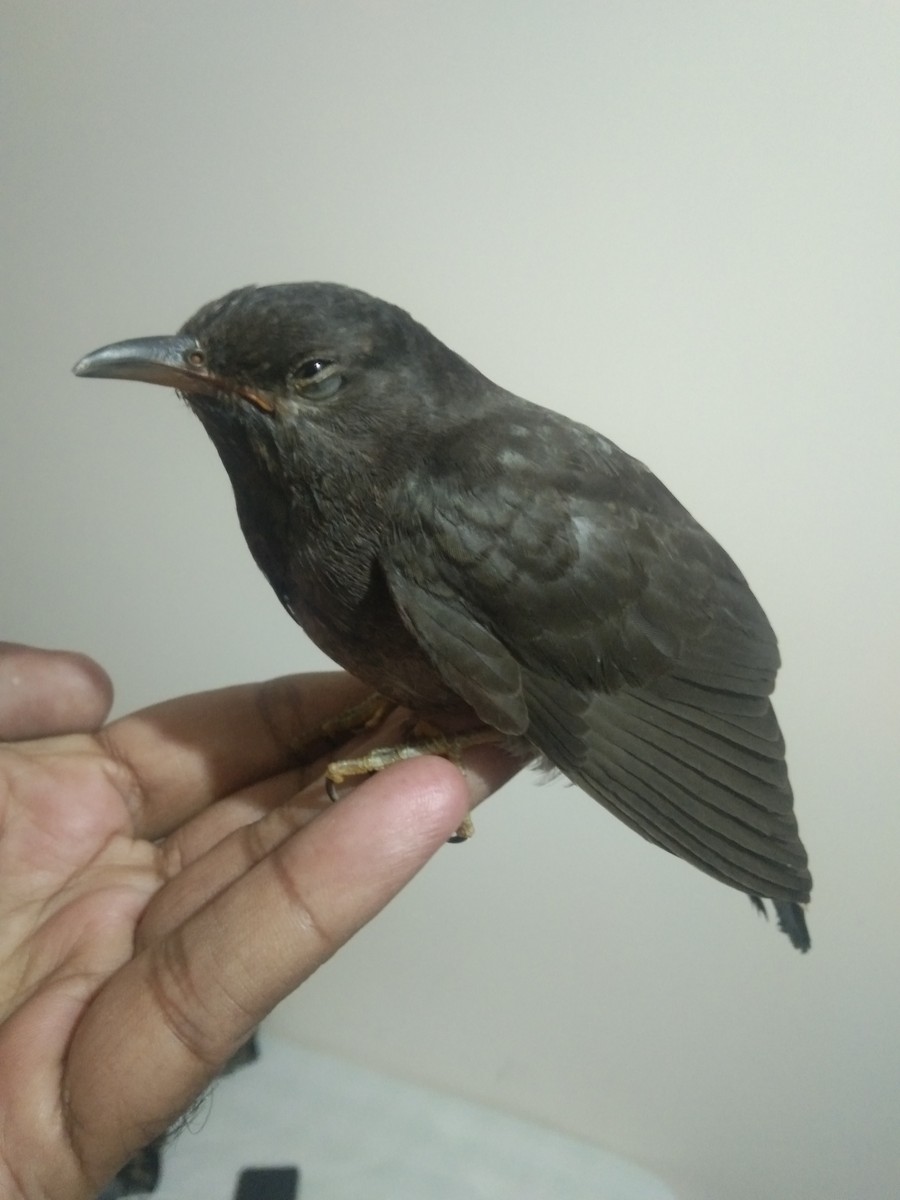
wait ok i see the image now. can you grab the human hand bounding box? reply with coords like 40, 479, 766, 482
0, 644, 514, 1199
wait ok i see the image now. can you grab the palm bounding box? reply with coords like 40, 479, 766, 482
0, 647, 504, 1199
0, 743, 156, 1194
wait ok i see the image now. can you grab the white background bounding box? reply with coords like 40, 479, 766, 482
3, 4, 899, 1198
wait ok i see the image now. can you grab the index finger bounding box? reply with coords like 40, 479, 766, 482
98, 671, 373, 839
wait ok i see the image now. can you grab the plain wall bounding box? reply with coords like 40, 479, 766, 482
3, 4, 899, 1198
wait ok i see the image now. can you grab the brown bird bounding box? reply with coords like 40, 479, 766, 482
74, 282, 812, 950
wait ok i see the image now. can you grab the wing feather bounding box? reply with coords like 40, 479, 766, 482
381, 406, 811, 924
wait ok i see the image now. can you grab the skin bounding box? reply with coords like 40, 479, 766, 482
0, 643, 515, 1199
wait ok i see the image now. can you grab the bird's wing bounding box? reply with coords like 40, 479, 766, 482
380, 411, 811, 909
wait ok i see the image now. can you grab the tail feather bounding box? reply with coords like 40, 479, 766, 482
750, 895, 811, 952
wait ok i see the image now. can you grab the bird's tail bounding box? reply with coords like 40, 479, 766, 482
775, 900, 811, 952
750, 894, 810, 952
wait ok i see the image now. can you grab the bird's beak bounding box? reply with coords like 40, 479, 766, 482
73, 335, 211, 392
73, 335, 275, 412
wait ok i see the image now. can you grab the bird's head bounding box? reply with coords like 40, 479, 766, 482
73, 282, 469, 453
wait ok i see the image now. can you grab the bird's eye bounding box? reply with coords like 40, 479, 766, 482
293, 357, 343, 400
185, 347, 206, 368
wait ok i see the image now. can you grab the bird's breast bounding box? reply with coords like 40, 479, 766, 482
222, 436, 477, 718
274, 515, 473, 719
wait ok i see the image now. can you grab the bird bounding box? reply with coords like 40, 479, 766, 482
74, 282, 812, 950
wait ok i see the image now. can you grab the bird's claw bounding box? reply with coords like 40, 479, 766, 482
325, 728, 500, 842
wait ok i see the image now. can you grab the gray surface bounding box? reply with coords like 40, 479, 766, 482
156, 1035, 675, 1199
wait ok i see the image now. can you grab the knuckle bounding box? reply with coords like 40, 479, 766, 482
266, 846, 336, 960
147, 929, 251, 1071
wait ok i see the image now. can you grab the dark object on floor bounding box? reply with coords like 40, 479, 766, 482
234, 1166, 301, 1200
222, 1034, 261, 1075
75, 283, 812, 950
95, 1140, 161, 1198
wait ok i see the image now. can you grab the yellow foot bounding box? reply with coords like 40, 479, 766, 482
325, 727, 501, 842
448, 813, 475, 843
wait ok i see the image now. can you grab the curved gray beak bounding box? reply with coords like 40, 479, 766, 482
73, 335, 210, 394
74, 334, 275, 413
